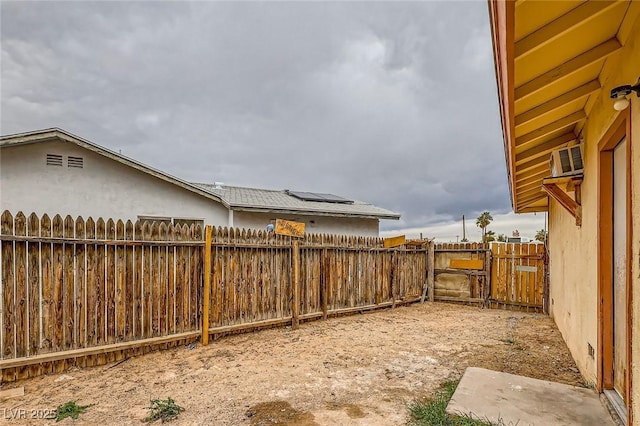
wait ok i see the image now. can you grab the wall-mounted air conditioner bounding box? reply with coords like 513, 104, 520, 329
550, 145, 584, 177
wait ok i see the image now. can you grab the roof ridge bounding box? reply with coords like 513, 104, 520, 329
192, 182, 287, 193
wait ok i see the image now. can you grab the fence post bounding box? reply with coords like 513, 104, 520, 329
202, 225, 212, 346
421, 243, 429, 303
484, 245, 492, 308
390, 251, 396, 308
291, 239, 300, 330
427, 241, 435, 302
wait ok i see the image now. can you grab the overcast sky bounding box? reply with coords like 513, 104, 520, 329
1, 1, 544, 241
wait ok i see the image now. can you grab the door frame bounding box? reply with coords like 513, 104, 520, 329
597, 108, 633, 422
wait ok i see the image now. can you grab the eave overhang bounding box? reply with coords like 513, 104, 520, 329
488, 0, 639, 213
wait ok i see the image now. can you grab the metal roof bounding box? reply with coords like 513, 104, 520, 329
489, 0, 639, 213
193, 184, 401, 220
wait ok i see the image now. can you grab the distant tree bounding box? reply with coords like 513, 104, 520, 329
460, 238, 469, 242
484, 230, 496, 243
476, 211, 493, 243
512, 229, 520, 237
535, 229, 547, 242
496, 234, 507, 242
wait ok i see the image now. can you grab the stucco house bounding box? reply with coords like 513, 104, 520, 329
489, 1, 639, 423
0, 128, 399, 237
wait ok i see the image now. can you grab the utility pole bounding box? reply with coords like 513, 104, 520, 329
462, 215, 466, 241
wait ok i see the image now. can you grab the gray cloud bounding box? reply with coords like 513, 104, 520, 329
1, 1, 512, 231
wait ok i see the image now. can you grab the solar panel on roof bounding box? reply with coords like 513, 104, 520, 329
315, 193, 353, 203
288, 191, 325, 202
287, 191, 353, 204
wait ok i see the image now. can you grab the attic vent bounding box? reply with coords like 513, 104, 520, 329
68, 156, 84, 168
46, 154, 63, 166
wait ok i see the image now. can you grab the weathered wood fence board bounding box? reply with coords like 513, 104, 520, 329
0, 211, 202, 381
202, 230, 429, 338
0, 211, 434, 382
0, 210, 548, 383
489, 242, 546, 311
433, 242, 547, 312
433, 243, 490, 303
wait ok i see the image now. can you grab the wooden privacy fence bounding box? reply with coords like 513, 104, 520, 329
201, 228, 434, 342
0, 211, 434, 382
434, 243, 491, 304
489, 242, 547, 312
432, 242, 547, 312
0, 211, 204, 382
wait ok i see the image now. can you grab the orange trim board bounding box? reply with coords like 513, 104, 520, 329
449, 258, 484, 270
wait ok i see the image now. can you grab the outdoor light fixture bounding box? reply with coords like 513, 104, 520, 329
610, 79, 640, 111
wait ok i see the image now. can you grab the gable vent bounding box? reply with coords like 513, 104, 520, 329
46, 154, 63, 166
68, 156, 84, 168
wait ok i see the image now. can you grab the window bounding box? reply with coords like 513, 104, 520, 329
173, 218, 204, 229
46, 154, 63, 166
137, 215, 172, 226
136, 216, 204, 229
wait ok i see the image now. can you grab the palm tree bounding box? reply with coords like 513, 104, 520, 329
535, 229, 547, 242
496, 233, 507, 242
476, 211, 493, 243
485, 230, 496, 242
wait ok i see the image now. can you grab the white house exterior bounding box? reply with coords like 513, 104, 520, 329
0, 128, 399, 236
194, 184, 398, 236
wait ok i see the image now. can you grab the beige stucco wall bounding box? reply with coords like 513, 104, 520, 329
548, 196, 599, 384
232, 210, 380, 237
0, 139, 229, 225
547, 16, 640, 415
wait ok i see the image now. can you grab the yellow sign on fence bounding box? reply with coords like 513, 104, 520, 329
383, 235, 406, 248
275, 219, 305, 238
449, 258, 484, 270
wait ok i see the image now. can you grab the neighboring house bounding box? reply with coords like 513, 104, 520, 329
193, 184, 399, 236
489, 1, 639, 424
0, 128, 399, 236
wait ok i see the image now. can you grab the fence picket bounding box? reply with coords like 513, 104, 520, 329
95, 218, 106, 361
85, 217, 96, 353
159, 223, 168, 337
40, 214, 53, 354
116, 220, 126, 341
27, 213, 40, 360
15, 212, 27, 368
134, 221, 143, 338
75, 217, 86, 350
150, 222, 160, 337
125, 221, 134, 340
1, 211, 15, 372
105, 219, 116, 346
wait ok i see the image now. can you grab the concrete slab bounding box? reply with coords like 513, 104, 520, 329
446, 367, 615, 426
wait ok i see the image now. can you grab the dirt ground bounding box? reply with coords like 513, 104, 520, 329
0, 303, 583, 425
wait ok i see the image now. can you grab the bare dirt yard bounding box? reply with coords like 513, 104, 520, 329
1, 303, 583, 425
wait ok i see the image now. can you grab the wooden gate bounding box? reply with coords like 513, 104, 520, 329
489, 242, 547, 313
